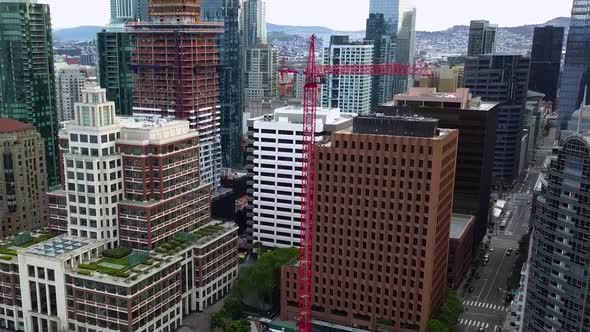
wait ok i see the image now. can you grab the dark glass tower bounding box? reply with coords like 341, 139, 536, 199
558, 1, 590, 132
464, 55, 530, 186
524, 135, 590, 332
529, 26, 564, 108
201, 0, 244, 168
369, 0, 416, 94
0, 0, 58, 186
97, 29, 134, 116
365, 13, 395, 110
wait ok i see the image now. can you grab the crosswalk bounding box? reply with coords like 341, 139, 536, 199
463, 300, 508, 311
490, 236, 519, 249
458, 319, 496, 329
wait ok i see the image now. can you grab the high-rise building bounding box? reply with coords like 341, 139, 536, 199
246, 106, 354, 248
110, 0, 150, 23
365, 13, 395, 109
243, 0, 266, 47
369, 0, 416, 94
558, 1, 590, 132
464, 55, 530, 186
467, 20, 497, 56
201, 0, 245, 168
321, 36, 373, 114
0, 0, 59, 186
117, 117, 210, 250
380, 87, 498, 249
524, 134, 590, 332
529, 26, 564, 109
244, 45, 279, 101
129, 0, 224, 188
97, 0, 145, 117
281, 115, 458, 331
56, 65, 87, 122
59, 85, 124, 244
39, 85, 239, 332
0, 119, 48, 238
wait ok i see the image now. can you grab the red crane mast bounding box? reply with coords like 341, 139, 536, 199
296, 35, 430, 332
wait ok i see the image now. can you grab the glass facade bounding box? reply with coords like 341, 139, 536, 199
0, 1, 59, 186
525, 136, 590, 332
369, 0, 416, 95
97, 29, 134, 117
201, 0, 244, 168
558, 0, 590, 132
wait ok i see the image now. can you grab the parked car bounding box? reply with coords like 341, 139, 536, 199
482, 260, 488, 266
468, 286, 474, 293
515, 249, 520, 255
506, 248, 513, 256
489, 247, 494, 252
475, 272, 481, 279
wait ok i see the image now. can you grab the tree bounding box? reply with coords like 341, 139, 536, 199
428, 319, 449, 332
237, 247, 298, 311
226, 320, 250, 332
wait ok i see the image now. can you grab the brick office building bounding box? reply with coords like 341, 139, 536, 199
281, 115, 458, 331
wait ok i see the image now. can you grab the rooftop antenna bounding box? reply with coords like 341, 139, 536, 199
578, 85, 588, 134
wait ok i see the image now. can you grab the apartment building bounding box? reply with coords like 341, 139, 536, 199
321, 36, 373, 114
56, 65, 87, 122
246, 106, 354, 248
0, 119, 48, 237
281, 115, 458, 331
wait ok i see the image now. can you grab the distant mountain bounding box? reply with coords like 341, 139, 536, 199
53, 26, 104, 42
543, 17, 571, 28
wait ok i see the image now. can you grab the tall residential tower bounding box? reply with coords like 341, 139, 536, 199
243, 0, 266, 47
129, 0, 224, 187
0, 0, 59, 186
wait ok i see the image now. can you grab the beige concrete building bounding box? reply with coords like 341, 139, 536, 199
0, 119, 48, 237
418, 66, 464, 93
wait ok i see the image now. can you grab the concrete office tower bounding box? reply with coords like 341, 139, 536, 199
0, 0, 59, 186
0, 119, 48, 237
201, 0, 245, 168
369, 0, 417, 94
243, 0, 266, 47
246, 106, 354, 248
281, 115, 458, 331
321, 36, 373, 114
464, 55, 530, 187
59, 86, 124, 244
56, 65, 86, 122
245, 45, 279, 101
467, 20, 497, 56
110, 0, 150, 23
129, 0, 224, 188
117, 116, 211, 250
382, 87, 498, 249
365, 13, 395, 109
529, 26, 564, 109
558, 0, 590, 132
524, 135, 590, 332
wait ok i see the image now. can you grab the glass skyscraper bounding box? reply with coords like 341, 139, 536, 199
558, 0, 590, 133
369, 0, 416, 95
201, 0, 245, 168
0, 0, 59, 186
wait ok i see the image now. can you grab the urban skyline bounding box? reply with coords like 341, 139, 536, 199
0, 0, 585, 331
43, 0, 571, 31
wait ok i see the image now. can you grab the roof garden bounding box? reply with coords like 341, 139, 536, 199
0, 229, 55, 261
72, 223, 235, 284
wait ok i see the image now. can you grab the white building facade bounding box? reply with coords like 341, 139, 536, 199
62, 85, 123, 245
56, 65, 86, 122
246, 106, 354, 248
321, 36, 373, 114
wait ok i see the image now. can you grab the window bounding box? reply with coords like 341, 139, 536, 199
70, 134, 78, 142
80, 135, 88, 143
82, 106, 91, 126
89, 136, 98, 143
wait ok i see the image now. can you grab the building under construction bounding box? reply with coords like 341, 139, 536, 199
128, 0, 224, 187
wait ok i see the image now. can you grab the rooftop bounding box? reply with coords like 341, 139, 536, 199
450, 214, 475, 239
389, 88, 497, 111
0, 229, 55, 261
249, 106, 355, 128
0, 118, 34, 134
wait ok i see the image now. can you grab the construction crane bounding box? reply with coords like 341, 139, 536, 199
295, 35, 431, 332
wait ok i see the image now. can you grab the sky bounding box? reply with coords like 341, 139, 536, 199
43, 0, 572, 31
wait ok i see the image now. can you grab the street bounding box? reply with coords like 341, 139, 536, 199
457, 130, 554, 332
